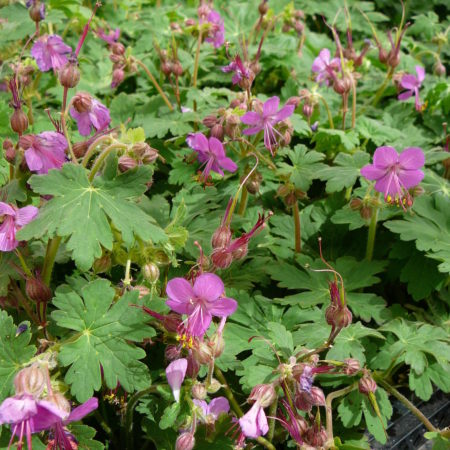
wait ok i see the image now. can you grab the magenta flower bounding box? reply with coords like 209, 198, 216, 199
398, 66, 426, 111
0, 203, 39, 252
360, 146, 425, 207
239, 401, 269, 439
241, 96, 295, 155
97, 28, 120, 45
186, 133, 238, 181
193, 397, 230, 424
70, 98, 111, 136
166, 273, 237, 337
311, 48, 341, 86
166, 358, 188, 402
0, 395, 66, 448
222, 55, 250, 85
21, 131, 68, 174
203, 10, 225, 48
31, 35, 72, 72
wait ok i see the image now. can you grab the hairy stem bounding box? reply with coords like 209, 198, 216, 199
267, 395, 278, 441
293, 201, 301, 253
214, 365, 243, 416
192, 31, 203, 88
371, 67, 394, 108
134, 59, 173, 111
318, 95, 335, 129
351, 78, 357, 129
81, 135, 113, 167
61, 87, 78, 165
88, 143, 128, 182
238, 186, 249, 216
365, 205, 379, 261
42, 236, 62, 286
377, 379, 437, 432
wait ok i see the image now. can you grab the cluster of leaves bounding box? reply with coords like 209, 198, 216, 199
0, 0, 449, 449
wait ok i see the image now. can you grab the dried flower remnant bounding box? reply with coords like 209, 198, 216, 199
398, 66, 426, 111
186, 132, 237, 182
166, 273, 237, 337
0, 202, 39, 252
31, 35, 72, 72
360, 146, 425, 208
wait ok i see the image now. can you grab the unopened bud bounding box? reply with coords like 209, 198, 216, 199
111, 68, 125, 88
309, 387, 325, 406
302, 103, 314, 118
10, 109, 29, 134
172, 61, 183, 77
165, 344, 181, 361
305, 425, 328, 447
191, 383, 207, 400
211, 226, 232, 249
93, 254, 111, 273
45, 393, 71, 419
231, 242, 248, 261
286, 96, 301, 108
162, 313, 182, 333
197, 4, 211, 19
211, 248, 233, 269
360, 206, 373, 220
211, 123, 224, 141
142, 263, 160, 284
14, 366, 46, 397
176, 432, 195, 450
26, 275, 52, 303
248, 384, 276, 407
202, 115, 218, 128
161, 61, 173, 76
411, 185, 425, 197
3, 138, 16, 163
59, 60, 80, 88
185, 18, 196, 27
109, 54, 122, 64
359, 375, 377, 394
29, 2, 45, 22
344, 358, 361, 375
210, 332, 225, 358
111, 42, 125, 56
258, 1, 269, 15
294, 20, 304, 34
118, 155, 138, 172
378, 46, 388, 64
349, 198, 362, 210
193, 341, 213, 365
206, 378, 221, 394
433, 61, 446, 77
72, 93, 92, 113
72, 140, 88, 158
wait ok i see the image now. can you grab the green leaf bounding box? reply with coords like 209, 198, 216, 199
159, 402, 180, 430
267, 322, 293, 356
362, 388, 392, 444
52, 279, 153, 402
356, 117, 403, 146
317, 151, 370, 193
338, 390, 363, 428
17, 164, 167, 270
312, 128, 360, 152
0, 312, 36, 401
69, 424, 104, 450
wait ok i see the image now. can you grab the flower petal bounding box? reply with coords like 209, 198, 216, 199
208, 397, 230, 419
0, 396, 37, 424
29, 399, 68, 433
0, 202, 16, 217
186, 132, 209, 153
274, 104, 295, 122
360, 164, 386, 181
166, 359, 188, 403
208, 137, 226, 158
15, 206, 39, 227
398, 90, 413, 101
188, 305, 212, 337
400, 74, 418, 90
166, 278, 195, 314
415, 66, 425, 84
397, 168, 424, 188
193, 273, 224, 302
219, 157, 238, 173
208, 297, 238, 318
193, 399, 208, 416
399, 147, 425, 170
66, 398, 98, 423
263, 96, 280, 117
241, 111, 262, 126
373, 146, 399, 168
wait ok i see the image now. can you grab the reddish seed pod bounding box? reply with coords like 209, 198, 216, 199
211, 226, 232, 249
10, 109, 29, 134
161, 61, 173, 76
349, 198, 362, 210
231, 242, 248, 261
29, 2, 44, 22
202, 115, 218, 128
3, 138, 16, 163
434, 61, 446, 77
360, 206, 373, 220
26, 276, 52, 303
118, 155, 138, 172
93, 254, 112, 273
172, 61, 183, 77
211, 248, 233, 269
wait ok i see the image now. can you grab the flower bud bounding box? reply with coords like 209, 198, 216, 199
72, 93, 92, 113
162, 313, 182, 333
3, 138, 16, 164
142, 263, 160, 284
197, 4, 211, 19
387, 51, 400, 68
433, 60, 446, 77
210, 332, 225, 358
72, 140, 89, 158
14, 366, 46, 397
286, 96, 301, 108
176, 432, 195, 450
111, 42, 126, 56
45, 393, 71, 419
206, 378, 221, 394
193, 341, 213, 365
378, 46, 388, 64
10, 109, 29, 134
360, 206, 372, 220
109, 54, 122, 64
211, 226, 232, 249
111, 68, 125, 88
93, 254, 111, 274
231, 243, 248, 261
344, 358, 361, 375
305, 425, 328, 447
118, 155, 138, 172
161, 61, 173, 77
172, 61, 183, 77
302, 103, 314, 118
349, 198, 362, 210
26, 275, 52, 304
191, 382, 207, 400
258, 1, 269, 15
185, 18, 196, 27
309, 387, 325, 406
211, 249, 233, 269
294, 20, 304, 34
211, 123, 224, 141
202, 115, 218, 128
165, 344, 181, 361
359, 374, 377, 395
29, 2, 45, 22
59, 60, 80, 88
248, 384, 276, 407
411, 185, 425, 197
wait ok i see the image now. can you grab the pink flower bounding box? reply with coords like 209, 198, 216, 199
241, 96, 295, 155
0, 203, 39, 252
193, 397, 230, 424
186, 133, 237, 181
360, 146, 425, 207
398, 66, 425, 111
21, 132, 68, 174
97, 28, 120, 45
70, 97, 111, 136
239, 401, 269, 439
203, 10, 225, 48
222, 55, 251, 85
166, 273, 237, 337
311, 48, 341, 86
0, 395, 66, 448
166, 358, 188, 402
31, 35, 72, 72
